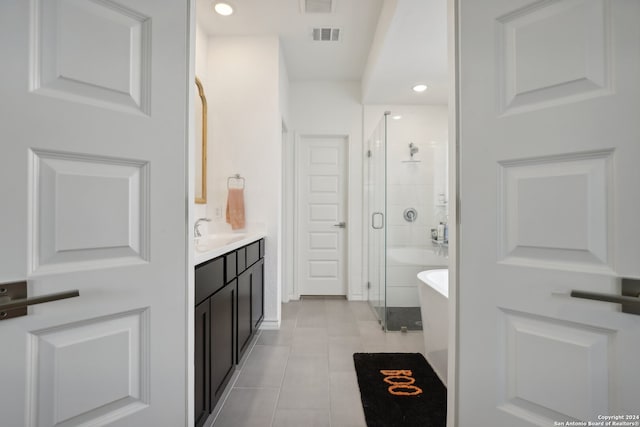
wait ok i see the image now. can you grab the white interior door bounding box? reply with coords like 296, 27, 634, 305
0, 1, 190, 426
458, 0, 640, 425
296, 135, 347, 296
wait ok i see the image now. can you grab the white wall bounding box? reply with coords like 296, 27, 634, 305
195, 24, 208, 86
194, 24, 209, 222
288, 81, 365, 300
279, 49, 290, 127
278, 46, 290, 311
205, 36, 286, 328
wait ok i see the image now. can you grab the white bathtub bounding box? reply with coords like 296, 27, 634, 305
417, 269, 449, 386
387, 247, 447, 266
384, 247, 447, 307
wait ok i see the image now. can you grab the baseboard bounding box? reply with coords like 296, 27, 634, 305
300, 295, 346, 300
259, 319, 281, 330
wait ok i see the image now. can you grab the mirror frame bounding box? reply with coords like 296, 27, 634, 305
195, 77, 207, 204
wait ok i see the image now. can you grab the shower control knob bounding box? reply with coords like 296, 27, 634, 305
333, 222, 346, 228
403, 208, 418, 222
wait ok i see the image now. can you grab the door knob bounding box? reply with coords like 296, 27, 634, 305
0, 281, 80, 321
333, 222, 346, 228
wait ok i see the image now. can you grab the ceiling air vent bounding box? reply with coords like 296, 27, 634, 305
301, 0, 335, 14
312, 27, 340, 42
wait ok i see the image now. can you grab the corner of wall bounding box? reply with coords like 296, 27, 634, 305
278, 41, 291, 127
361, 0, 399, 102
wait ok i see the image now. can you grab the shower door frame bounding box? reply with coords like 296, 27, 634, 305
366, 113, 388, 329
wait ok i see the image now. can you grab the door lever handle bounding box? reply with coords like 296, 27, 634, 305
570, 290, 640, 305
333, 222, 346, 228
0, 290, 80, 311
0, 281, 79, 320
570, 280, 640, 315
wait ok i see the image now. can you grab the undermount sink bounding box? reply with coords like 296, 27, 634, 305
195, 234, 246, 252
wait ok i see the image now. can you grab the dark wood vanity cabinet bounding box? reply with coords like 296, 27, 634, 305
194, 238, 265, 426
252, 258, 264, 330
237, 268, 252, 361
194, 300, 210, 427
210, 279, 236, 407
236, 241, 265, 363
194, 255, 235, 422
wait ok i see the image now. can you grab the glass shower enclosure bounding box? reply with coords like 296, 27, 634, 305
366, 112, 388, 328
365, 109, 449, 331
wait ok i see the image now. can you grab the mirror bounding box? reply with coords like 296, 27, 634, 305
195, 77, 207, 204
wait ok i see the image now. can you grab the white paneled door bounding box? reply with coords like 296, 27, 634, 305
296, 136, 347, 296
0, 1, 189, 426
458, 0, 640, 425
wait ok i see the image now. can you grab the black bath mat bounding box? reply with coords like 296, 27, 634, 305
353, 353, 446, 427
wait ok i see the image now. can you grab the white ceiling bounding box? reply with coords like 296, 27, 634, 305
363, 0, 448, 105
196, 0, 448, 104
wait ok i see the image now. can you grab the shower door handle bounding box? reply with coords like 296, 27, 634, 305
371, 212, 384, 229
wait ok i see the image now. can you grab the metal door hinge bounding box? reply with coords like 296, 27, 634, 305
367, 150, 372, 158
367, 281, 371, 289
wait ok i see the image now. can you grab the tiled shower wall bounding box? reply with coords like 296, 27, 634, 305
384, 106, 449, 307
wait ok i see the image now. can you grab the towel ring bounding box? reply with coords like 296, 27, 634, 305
227, 174, 245, 189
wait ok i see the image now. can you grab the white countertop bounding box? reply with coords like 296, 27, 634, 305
194, 231, 266, 266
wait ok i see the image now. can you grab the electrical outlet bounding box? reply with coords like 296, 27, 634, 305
215, 207, 222, 218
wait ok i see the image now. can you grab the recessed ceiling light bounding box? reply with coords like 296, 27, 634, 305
213, 2, 234, 16
392, 115, 402, 120
412, 84, 428, 93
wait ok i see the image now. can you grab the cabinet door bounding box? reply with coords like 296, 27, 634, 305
194, 300, 210, 427
251, 258, 264, 330
236, 269, 252, 362
237, 247, 246, 272
195, 257, 225, 306
225, 251, 236, 283
246, 241, 260, 267
210, 281, 236, 409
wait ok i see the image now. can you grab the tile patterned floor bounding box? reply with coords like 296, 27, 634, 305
209, 299, 425, 427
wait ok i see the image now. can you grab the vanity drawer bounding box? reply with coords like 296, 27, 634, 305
246, 241, 260, 267
237, 247, 246, 272
225, 251, 237, 283
259, 239, 265, 259
195, 256, 225, 305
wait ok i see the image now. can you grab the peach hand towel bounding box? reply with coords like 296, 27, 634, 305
226, 188, 246, 230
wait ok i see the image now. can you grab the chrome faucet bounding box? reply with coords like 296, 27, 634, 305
194, 218, 211, 238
